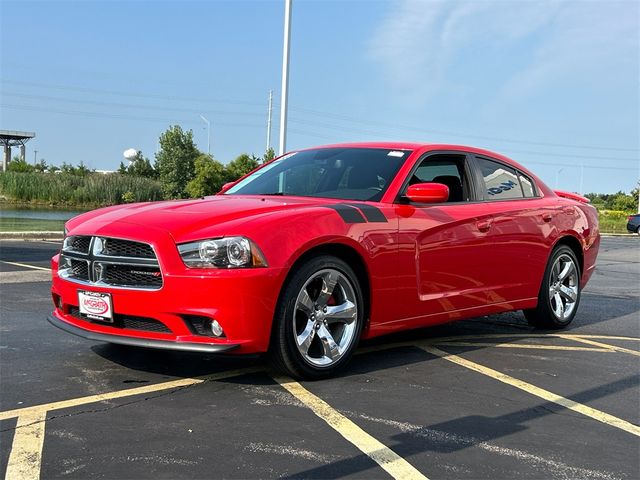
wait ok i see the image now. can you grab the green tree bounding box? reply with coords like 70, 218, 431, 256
185, 154, 227, 198
118, 161, 128, 174
34, 159, 47, 172
7, 156, 34, 173
225, 153, 260, 182
155, 125, 198, 199
263, 147, 276, 164
75, 161, 92, 176
123, 152, 156, 178
611, 192, 636, 212
47, 164, 60, 174
60, 162, 76, 175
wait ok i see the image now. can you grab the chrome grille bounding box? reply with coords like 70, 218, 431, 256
102, 238, 155, 258
70, 259, 90, 280
64, 235, 92, 254
59, 236, 162, 290
102, 264, 162, 288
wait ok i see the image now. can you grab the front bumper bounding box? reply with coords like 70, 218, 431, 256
47, 313, 239, 353
50, 228, 287, 354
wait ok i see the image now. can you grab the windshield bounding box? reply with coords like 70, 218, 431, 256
225, 147, 411, 202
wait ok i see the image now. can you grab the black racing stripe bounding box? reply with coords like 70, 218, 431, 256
344, 203, 388, 223
325, 204, 367, 224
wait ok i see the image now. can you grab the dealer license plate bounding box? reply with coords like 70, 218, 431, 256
78, 290, 113, 322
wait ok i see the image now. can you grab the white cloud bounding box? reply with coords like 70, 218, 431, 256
368, 0, 639, 106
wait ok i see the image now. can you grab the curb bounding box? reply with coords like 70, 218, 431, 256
0, 231, 64, 241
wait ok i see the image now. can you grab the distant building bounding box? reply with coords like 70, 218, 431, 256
1, 130, 36, 172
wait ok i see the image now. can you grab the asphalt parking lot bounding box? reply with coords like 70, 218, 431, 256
0, 237, 638, 479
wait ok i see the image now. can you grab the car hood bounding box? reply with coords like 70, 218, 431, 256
68, 195, 328, 241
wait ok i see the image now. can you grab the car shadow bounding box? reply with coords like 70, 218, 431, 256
281, 373, 638, 479
92, 293, 638, 381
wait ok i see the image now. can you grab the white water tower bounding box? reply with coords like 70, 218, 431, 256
123, 148, 139, 165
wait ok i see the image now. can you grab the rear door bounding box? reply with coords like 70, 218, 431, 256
471, 155, 552, 304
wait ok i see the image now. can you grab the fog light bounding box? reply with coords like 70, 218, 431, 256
210, 319, 224, 337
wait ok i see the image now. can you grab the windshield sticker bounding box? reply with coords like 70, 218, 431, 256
387, 151, 405, 157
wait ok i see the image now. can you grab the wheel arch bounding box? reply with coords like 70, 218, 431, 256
273, 242, 372, 339
552, 234, 584, 278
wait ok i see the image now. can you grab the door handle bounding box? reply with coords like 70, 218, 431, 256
476, 220, 492, 232
542, 213, 553, 222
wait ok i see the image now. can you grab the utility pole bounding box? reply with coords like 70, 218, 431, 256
200, 115, 210, 154
34, 150, 38, 166
266, 90, 273, 152
278, 0, 292, 156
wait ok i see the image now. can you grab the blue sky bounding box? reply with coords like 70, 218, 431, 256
1, 0, 638, 194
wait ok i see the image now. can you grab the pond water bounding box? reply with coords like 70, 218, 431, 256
0, 205, 88, 231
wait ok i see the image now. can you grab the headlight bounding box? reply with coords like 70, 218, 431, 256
178, 237, 267, 268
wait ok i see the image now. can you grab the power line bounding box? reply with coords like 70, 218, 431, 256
4, 103, 638, 171
0, 104, 263, 128
1, 79, 267, 108
287, 105, 640, 154
286, 117, 638, 163
4, 92, 265, 118
4, 77, 638, 154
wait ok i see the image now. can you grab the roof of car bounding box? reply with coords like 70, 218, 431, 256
303, 141, 512, 161
299, 142, 534, 179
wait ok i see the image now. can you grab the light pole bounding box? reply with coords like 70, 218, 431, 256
278, 0, 292, 156
266, 89, 273, 152
200, 115, 210, 154
34, 150, 38, 166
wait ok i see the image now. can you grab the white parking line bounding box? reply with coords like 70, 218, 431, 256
0, 260, 50, 271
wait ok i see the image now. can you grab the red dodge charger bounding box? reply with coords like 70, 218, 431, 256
49, 143, 600, 378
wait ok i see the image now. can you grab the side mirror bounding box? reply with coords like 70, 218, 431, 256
218, 182, 235, 194
405, 182, 449, 203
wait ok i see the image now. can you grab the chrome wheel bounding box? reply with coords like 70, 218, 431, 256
548, 253, 579, 321
293, 268, 358, 367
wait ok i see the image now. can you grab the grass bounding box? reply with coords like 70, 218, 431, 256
0, 171, 163, 207
0, 217, 65, 232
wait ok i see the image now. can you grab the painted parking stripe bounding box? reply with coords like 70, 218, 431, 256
422, 345, 640, 437
0, 260, 50, 271
4, 410, 47, 480
557, 335, 640, 357
0, 367, 263, 421
273, 376, 428, 480
422, 333, 640, 343
1, 367, 263, 480
431, 341, 612, 352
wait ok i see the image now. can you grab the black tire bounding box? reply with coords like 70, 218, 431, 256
636, 226, 640, 235
524, 245, 581, 329
269, 255, 364, 379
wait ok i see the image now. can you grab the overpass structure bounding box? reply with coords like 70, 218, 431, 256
1, 130, 36, 172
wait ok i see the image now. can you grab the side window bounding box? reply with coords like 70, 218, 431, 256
476, 157, 524, 200
407, 154, 469, 202
519, 173, 536, 197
